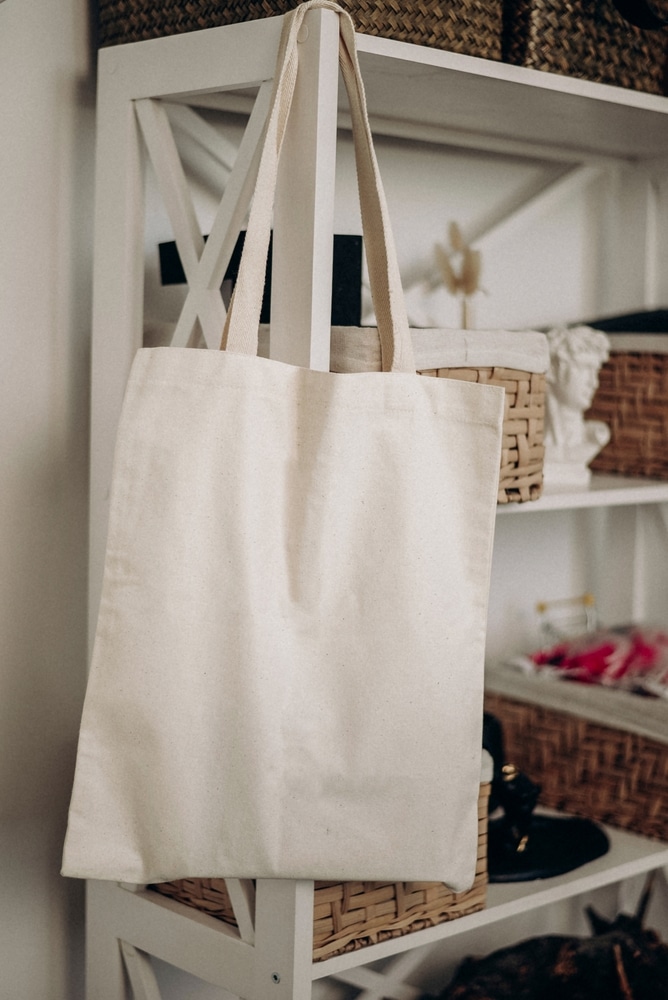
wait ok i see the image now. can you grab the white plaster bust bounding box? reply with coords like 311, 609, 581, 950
544, 326, 611, 490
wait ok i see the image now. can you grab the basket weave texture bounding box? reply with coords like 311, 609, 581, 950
151, 783, 489, 962
97, 0, 503, 58
502, 0, 668, 94
484, 693, 668, 842
419, 366, 545, 504
586, 351, 668, 480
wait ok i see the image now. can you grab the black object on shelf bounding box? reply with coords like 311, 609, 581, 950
582, 308, 668, 333
159, 231, 363, 327
483, 713, 609, 883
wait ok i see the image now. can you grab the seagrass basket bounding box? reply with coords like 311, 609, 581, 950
330, 327, 548, 504
419, 366, 546, 504
151, 780, 490, 962
485, 682, 668, 842
502, 0, 668, 94
97, 0, 503, 60
586, 335, 668, 481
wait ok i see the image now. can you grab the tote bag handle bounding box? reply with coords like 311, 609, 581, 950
221, 0, 416, 375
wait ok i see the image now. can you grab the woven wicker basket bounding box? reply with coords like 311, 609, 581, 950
502, 0, 668, 94
484, 688, 668, 842
329, 328, 548, 504
419, 366, 545, 504
97, 0, 503, 59
151, 782, 489, 962
586, 336, 668, 481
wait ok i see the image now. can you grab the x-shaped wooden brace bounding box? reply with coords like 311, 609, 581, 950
135, 83, 272, 349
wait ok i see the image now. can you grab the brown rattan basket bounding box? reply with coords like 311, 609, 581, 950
502, 0, 668, 94
586, 340, 668, 480
484, 692, 668, 842
151, 782, 489, 962
97, 0, 503, 60
419, 366, 545, 504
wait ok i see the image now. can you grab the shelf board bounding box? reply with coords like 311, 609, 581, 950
155, 17, 668, 163
497, 474, 668, 514
354, 34, 668, 162
314, 823, 668, 980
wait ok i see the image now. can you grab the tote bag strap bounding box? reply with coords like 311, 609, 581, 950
221, 0, 416, 375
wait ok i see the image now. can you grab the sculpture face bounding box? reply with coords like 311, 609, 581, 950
544, 326, 611, 490
551, 351, 601, 412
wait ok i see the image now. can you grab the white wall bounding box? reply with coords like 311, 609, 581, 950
0, 0, 94, 996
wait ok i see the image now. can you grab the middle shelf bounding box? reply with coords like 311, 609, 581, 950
498, 474, 668, 514
315, 823, 668, 979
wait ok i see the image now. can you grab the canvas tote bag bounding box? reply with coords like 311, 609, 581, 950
62, 0, 505, 887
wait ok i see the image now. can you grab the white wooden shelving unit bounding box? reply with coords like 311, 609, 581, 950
86, 8, 668, 998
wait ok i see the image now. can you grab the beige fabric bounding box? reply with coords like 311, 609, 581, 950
330, 327, 549, 375
62, 1, 505, 886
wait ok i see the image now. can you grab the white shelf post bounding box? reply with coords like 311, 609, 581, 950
88, 65, 146, 653
269, 8, 340, 371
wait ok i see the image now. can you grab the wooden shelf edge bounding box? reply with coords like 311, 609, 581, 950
314, 824, 668, 979
497, 475, 668, 514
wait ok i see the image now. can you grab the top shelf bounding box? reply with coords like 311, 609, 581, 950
111, 12, 668, 164
354, 33, 668, 162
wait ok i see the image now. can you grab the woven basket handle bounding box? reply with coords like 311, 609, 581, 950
611, 0, 668, 30
221, 0, 415, 375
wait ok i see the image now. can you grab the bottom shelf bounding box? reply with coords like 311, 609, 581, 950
315, 823, 668, 979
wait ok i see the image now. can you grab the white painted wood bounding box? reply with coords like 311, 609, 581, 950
85, 828, 668, 996
164, 103, 237, 173
136, 98, 227, 349
628, 503, 668, 624
88, 72, 146, 653
120, 943, 163, 1000
87, 884, 130, 1000
475, 165, 603, 254
170, 80, 273, 350
352, 35, 668, 161
175, 90, 632, 166
225, 879, 256, 946
97, 16, 668, 162
136, 98, 205, 281
269, 8, 340, 370
88, 881, 255, 997
595, 165, 655, 317
251, 880, 315, 1000
497, 475, 668, 514
648, 166, 668, 305
314, 826, 668, 979
332, 964, 422, 999
357, 946, 432, 999
96, 19, 283, 104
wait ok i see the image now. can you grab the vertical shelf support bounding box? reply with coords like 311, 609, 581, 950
252, 880, 315, 1000
269, 8, 341, 371
88, 60, 147, 652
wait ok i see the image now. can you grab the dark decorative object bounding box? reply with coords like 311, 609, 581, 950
431, 875, 668, 999
483, 713, 609, 883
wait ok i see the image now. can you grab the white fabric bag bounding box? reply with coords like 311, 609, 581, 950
62, 0, 504, 887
